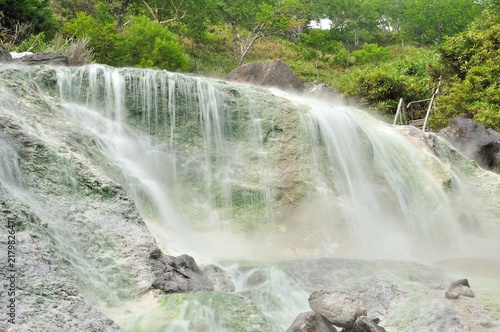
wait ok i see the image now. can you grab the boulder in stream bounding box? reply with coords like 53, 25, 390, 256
353, 316, 387, 332
286, 311, 338, 332
308, 290, 366, 329
202, 264, 235, 292
445, 278, 475, 300
150, 249, 214, 293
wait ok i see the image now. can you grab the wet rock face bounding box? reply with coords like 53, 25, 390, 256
0, 69, 157, 331
225, 60, 305, 92
439, 117, 500, 173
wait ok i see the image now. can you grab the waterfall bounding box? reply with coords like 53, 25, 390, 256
51, 64, 480, 261
1, 63, 498, 331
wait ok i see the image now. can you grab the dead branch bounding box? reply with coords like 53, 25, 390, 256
30, 234, 46, 264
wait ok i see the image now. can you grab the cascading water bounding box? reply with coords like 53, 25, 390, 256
53, 64, 481, 260
1, 63, 499, 331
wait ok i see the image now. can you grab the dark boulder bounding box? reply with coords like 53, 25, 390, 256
13, 52, 69, 66
439, 117, 500, 173
225, 60, 305, 92
353, 316, 387, 332
286, 311, 338, 332
149, 249, 214, 293
0, 44, 13, 62
445, 278, 475, 299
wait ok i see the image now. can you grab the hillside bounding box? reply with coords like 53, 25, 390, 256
0, 0, 499, 131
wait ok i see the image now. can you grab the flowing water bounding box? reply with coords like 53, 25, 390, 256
1, 64, 499, 331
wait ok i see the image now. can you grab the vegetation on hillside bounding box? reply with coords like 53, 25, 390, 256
0, 0, 499, 131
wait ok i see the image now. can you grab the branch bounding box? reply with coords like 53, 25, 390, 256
141, 0, 187, 24
140, 0, 159, 21
30, 234, 46, 264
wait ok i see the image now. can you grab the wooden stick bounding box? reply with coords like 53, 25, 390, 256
422, 81, 441, 132
29, 234, 46, 264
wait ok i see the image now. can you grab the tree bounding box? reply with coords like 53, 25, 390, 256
305, 0, 391, 48
401, 0, 484, 45
52, 0, 98, 20
216, 0, 307, 66
0, 0, 58, 41
136, 0, 218, 39
63, 12, 119, 65
215, 0, 270, 66
432, 6, 500, 131
115, 15, 190, 70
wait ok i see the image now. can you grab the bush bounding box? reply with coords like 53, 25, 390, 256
0, 0, 58, 41
63, 12, 118, 65
333, 47, 438, 117
357, 69, 406, 113
15, 33, 49, 52
433, 7, 500, 132
115, 16, 191, 71
352, 43, 391, 64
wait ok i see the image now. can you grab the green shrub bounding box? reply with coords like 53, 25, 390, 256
333, 47, 438, 117
15, 33, 49, 52
357, 68, 406, 113
116, 16, 191, 71
433, 7, 500, 132
352, 43, 391, 64
63, 12, 118, 65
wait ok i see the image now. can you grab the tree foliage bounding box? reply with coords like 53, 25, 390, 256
116, 15, 190, 70
352, 43, 391, 64
0, 0, 59, 41
3, 0, 499, 133
433, 6, 500, 131
400, 0, 484, 45
63, 12, 189, 70
63, 12, 118, 65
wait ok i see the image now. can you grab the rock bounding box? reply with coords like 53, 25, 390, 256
429, 283, 445, 290
445, 279, 475, 299
308, 290, 366, 329
448, 278, 470, 290
245, 268, 266, 288
353, 316, 387, 332
202, 264, 235, 292
225, 60, 305, 92
150, 251, 214, 293
12, 52, 69, 66
286, 311, 338, 332
439, 117, 500, 173
445, 291, 460, 299
175, 253, 201, 272
453, 284, 475, 298
303, 81, 341, 101
0, 44, 13, 62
